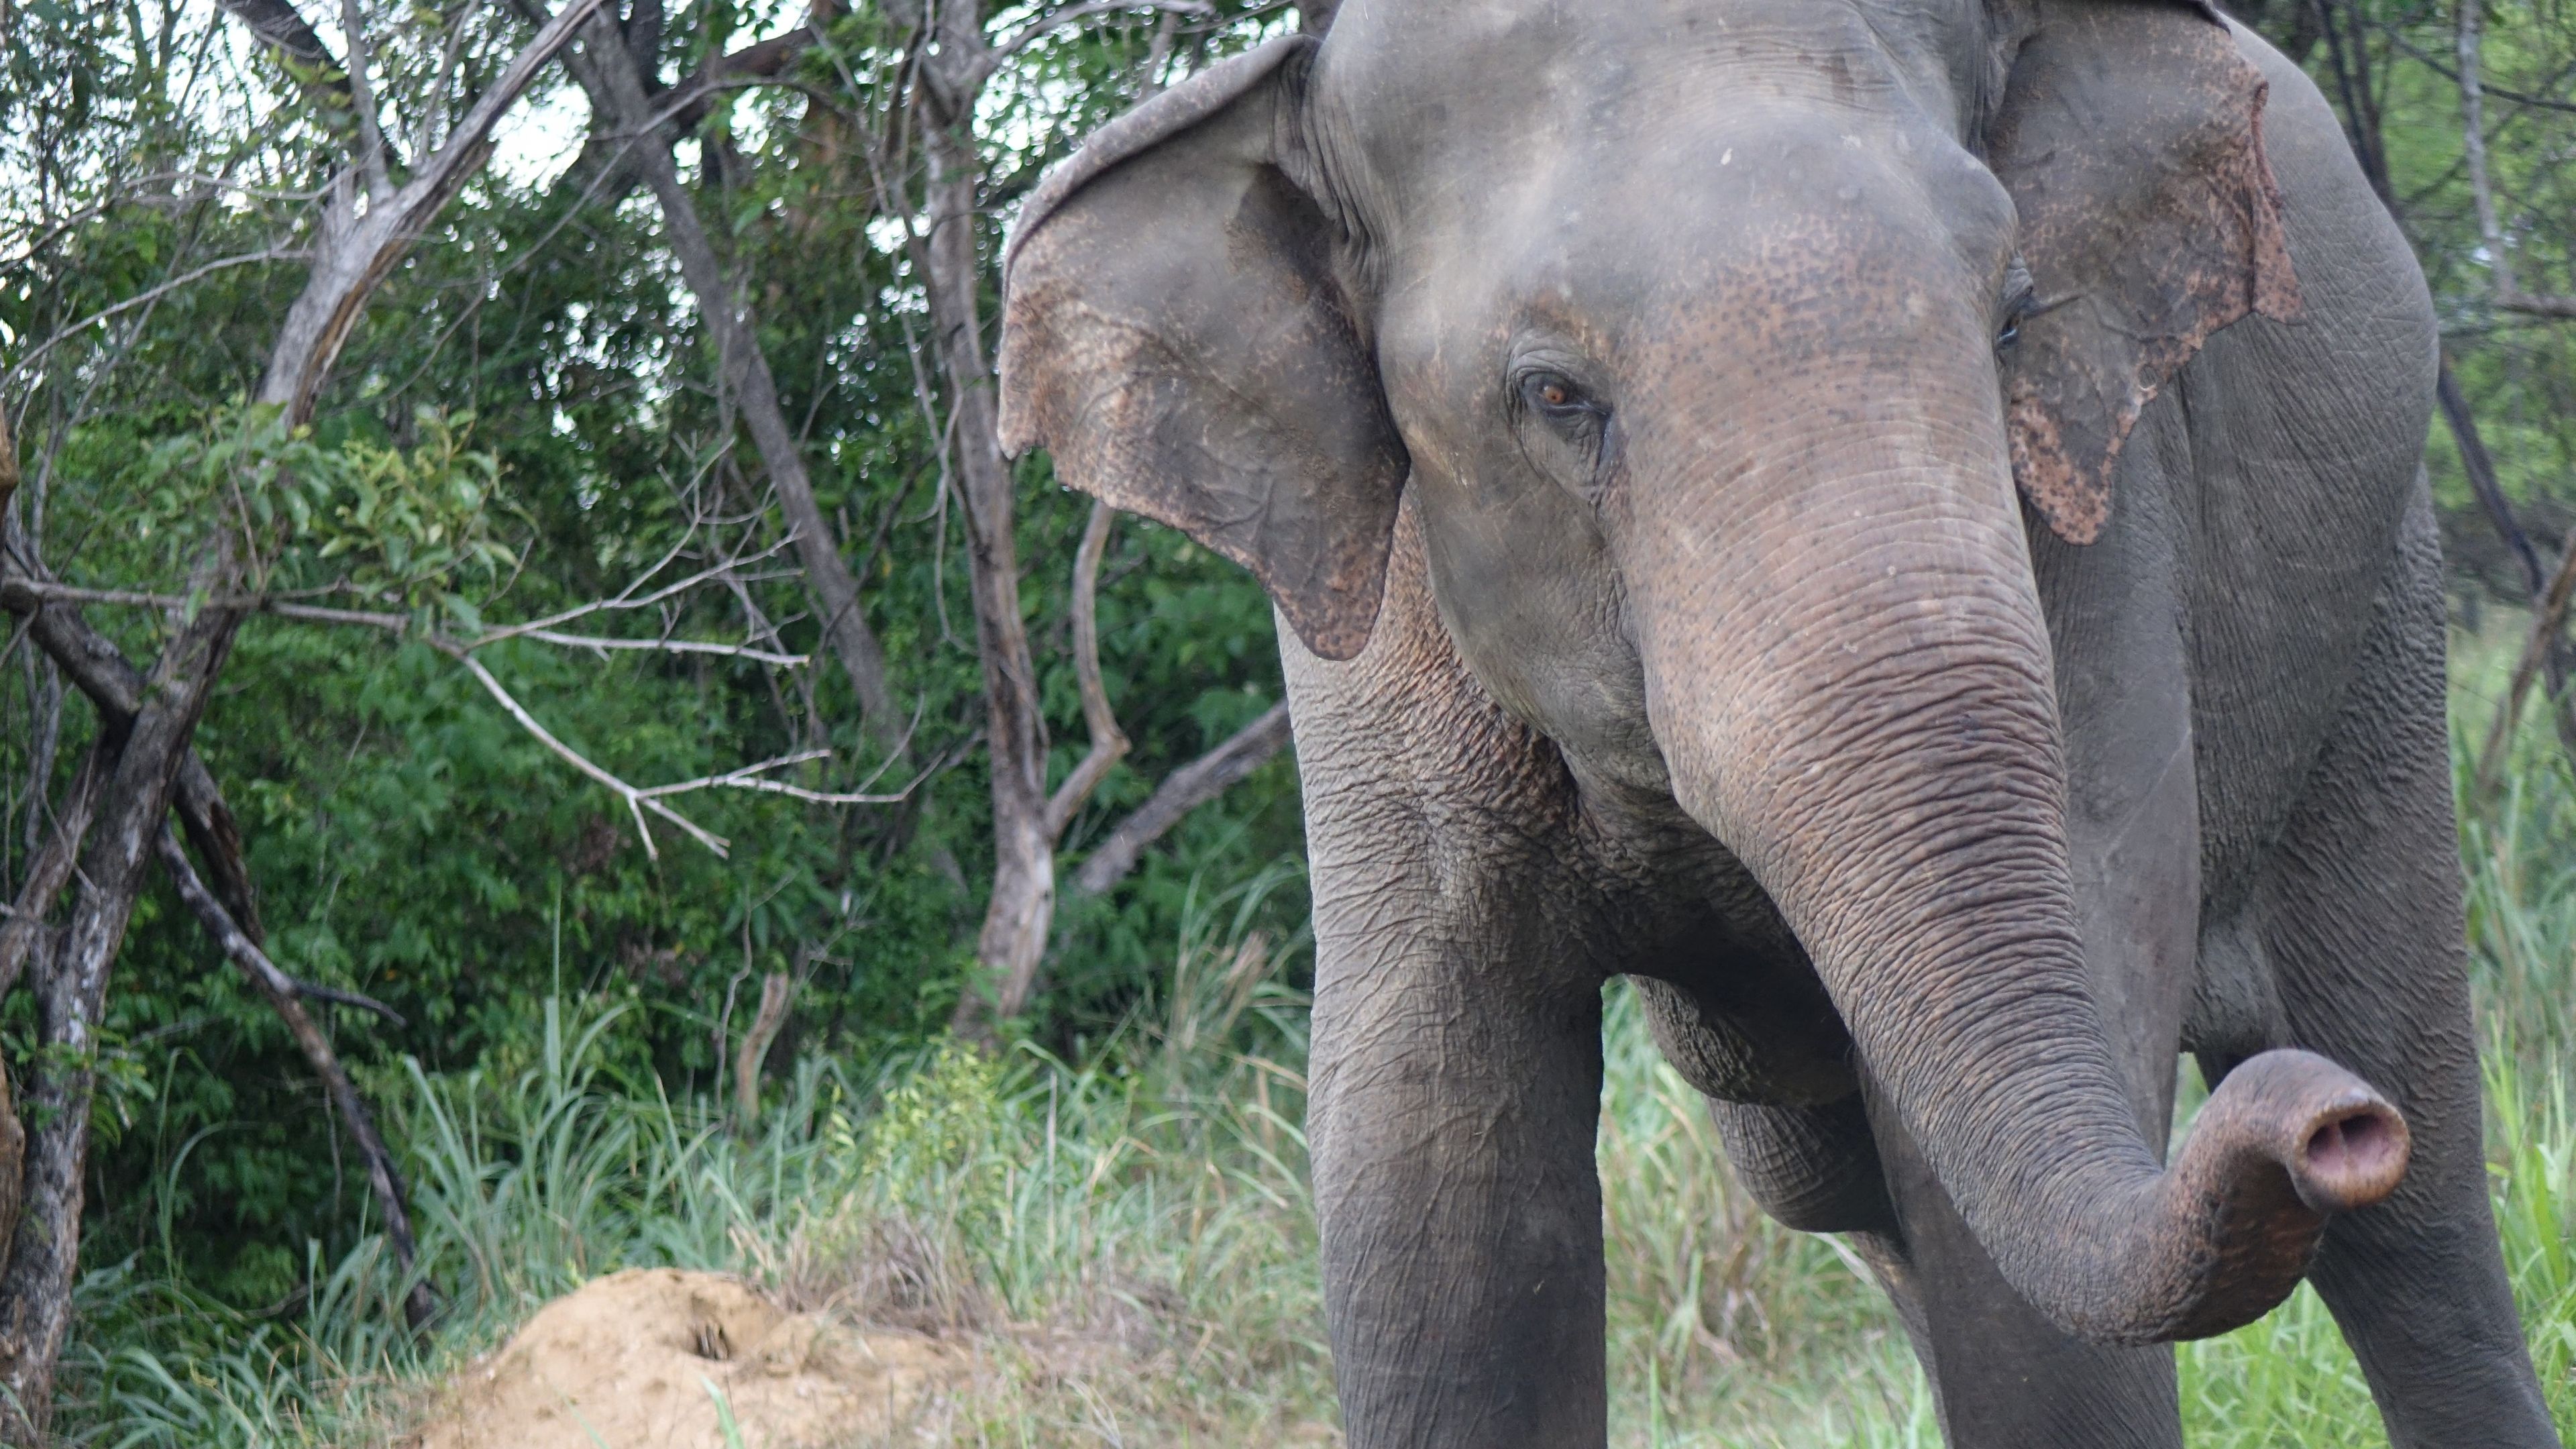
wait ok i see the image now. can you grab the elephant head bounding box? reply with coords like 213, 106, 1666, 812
1000, 0, 2406, 1343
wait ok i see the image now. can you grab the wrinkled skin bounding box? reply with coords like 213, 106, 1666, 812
998, 1, 2563, 1445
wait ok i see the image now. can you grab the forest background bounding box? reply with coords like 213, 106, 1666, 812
3, 0, 2575, 1442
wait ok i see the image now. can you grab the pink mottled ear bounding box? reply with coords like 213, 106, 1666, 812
1988, 1, 2302, 545
1000, 36, 1408, 661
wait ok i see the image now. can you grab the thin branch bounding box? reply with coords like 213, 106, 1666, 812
445, 647, 731, 859
253, 0, 614, 417
1, 249, 309, 389
156, 825, 435, 1328
633, 748, 928, 806
0, 580, 806, 664
289, 977, 407, 1026
1043, 501, 1129, 839
2386, 28, 2576, 117
981, 0, 1214, 80
1072, 701, 1291, 896
517, 629, 805, 665
339, 0, 395, 202
0, 747, 105, 1002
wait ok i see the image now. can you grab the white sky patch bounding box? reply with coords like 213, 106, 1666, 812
486, 76, 593, 191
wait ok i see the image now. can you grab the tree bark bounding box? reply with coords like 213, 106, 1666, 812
1071, 702, 1291, 898
0, 567, 244, 1439
932, 105, 1058, 1038
554, 9, 913, 767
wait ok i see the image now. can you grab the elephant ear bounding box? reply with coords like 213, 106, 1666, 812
1987, 0, 2302, 545
1000, 35, 1408, 661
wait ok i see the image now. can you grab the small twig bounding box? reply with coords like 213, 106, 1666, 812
979, 0, 1213, 80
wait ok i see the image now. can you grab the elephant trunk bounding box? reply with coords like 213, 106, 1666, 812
1615, 317, 2407, 1342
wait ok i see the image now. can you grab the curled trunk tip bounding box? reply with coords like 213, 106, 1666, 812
2072, 1048, 2409, 1345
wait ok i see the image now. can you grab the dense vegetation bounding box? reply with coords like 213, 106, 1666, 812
2, 0, 2573, 1442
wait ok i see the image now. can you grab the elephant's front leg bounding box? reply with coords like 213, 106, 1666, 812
1287, 502, 1613, 1447
1311, 924, 1607, 1447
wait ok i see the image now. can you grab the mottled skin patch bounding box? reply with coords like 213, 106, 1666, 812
1990, 1, 2304, 544
997, 1, 2555, 1446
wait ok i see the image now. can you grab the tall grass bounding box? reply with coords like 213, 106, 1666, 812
52, 622, 2576, 1446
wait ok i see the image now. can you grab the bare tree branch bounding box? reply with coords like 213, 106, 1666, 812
2, 580, 809, 665
254, 0, 614, 418
1072, 702, 1291, 896
1, 248, 309, 390
0, 543, 246, 1435
448, 649, 732, 859
0, 6, 604, 1417
1043, 501, 1129, 839
338, 0, 396, 202
0, 747, 103, 1003
156, 825, 435, 1328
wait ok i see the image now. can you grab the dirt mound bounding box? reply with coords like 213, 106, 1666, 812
415, 1268, 959, 1449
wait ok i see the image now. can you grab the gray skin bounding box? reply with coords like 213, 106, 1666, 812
998, 1, 2563, 1445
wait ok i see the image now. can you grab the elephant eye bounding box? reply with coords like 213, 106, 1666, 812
1517, 370, 1605, 433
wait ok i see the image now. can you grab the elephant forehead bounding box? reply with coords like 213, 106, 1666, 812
1309, 0, 1980, 207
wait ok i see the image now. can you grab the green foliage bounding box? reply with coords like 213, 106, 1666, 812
132, 403, 522, 628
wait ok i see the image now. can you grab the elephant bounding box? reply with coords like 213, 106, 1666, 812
997, 1, 2563, 1444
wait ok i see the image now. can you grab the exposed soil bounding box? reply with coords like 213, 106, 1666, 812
411, 1268, 961, 1449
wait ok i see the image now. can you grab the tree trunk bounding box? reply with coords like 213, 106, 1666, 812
920, 81, 1059, 1038
559, 11, 913, 768
0, 571, 244, 1438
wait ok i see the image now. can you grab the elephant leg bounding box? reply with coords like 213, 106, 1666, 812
1311, 942, 1607, 1447
1287, 501, 1614, 1448
2251, 500, 2557, 1448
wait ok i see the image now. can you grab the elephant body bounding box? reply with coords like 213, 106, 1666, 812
1001, 2, 2561, 1444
